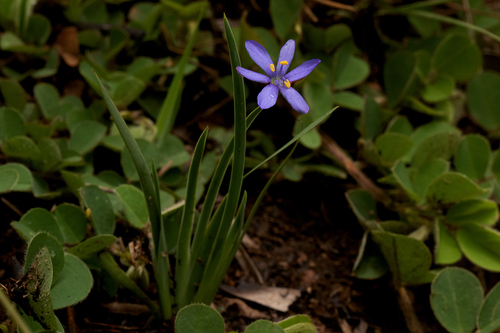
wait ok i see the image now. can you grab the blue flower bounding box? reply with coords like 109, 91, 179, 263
236, 39, 321, 114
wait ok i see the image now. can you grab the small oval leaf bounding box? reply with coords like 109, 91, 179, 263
430, 267, 483, 333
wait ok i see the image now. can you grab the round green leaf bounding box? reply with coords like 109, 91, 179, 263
2, 135, 41, 160
425, 172, 485, 204
128, 3, 162, 37
386, 116, 413, 136
446, 199, 499, 226
331, 91, 363, 111
81, 185, 115, 235
478, 281, 500, 333
0, 107, 25, 141
345, 189, 377, 223
332, 45, 369, 90
60, 170, 85, 199
432, 34, 482, 81
392, 161, 419, 201
270, 0, 303, 39
12, 207, 64, 242
384, 51, 418, 108
116, 184, 149, 228
25, 14, 51, 45
411, 131, 459, 168
371, 231, 432, 285
68, 120, 106, 155
245, 320, 286, 333
175, 304, 224, 333
421, 75, 455, 103
107, 74, 146, 107
25, 232, 65, 283
375, 133, 413, 163
34, 82, 59, 120
0, 163, 32, 191
53, 203, 88, 244
51, 253, 93, 310
0, 79, 26, 111
454, 134, 490, 180
467, 71, 500, 130
404, 121, 459, 162
434, 219, 462, 265
0, 169, 18, 193
352, 232, 388, 280
430, 267, 483, 333
277, 315, 312, 329
412, 159, 448, 202
456, 224, 500, 272
362, 98, 383, 141
37, 137, 62, 172
67, 234, 117, 258
303, 82, 333, 120
298, 128, 321, 150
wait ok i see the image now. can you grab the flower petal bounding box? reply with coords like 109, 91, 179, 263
279, 86, 309, 114
236, 67, 272, 83
245, 40, 275, 77
257, 84, 279, 109
283, 59, 321, 82
276, 39, 295, 77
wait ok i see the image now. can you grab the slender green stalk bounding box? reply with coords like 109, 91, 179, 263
212, 15, 246, 253
194, 192, 248, 303
243, 141, 299, 238
190, 14, 246, 304
182, 108, 263, 301
175, 128, 208, 308
156, 230, 173, 319
0, 288, 32, 333
377, 0, 453, 14
190, 107, 262, 268
95, 73, 163, 257
244, 107, 338, 179
99, 252, 160, 317
152, 159, 173, 319
184, 196, 228, 303
378, 8, 500, 44
196, 142, 298, 304
156, 0, 207, 142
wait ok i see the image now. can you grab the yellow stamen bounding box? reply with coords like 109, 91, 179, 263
280, 60, 288, 65
86, 208, 91, 218
270, 64, 275, 72
284, 79, 291, 88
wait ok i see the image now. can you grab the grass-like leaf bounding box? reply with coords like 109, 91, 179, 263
175, 128, 209, 308
378, 6, 500, 44
244, 107, 338, 178
156, 0, 207, 141
94, 72, 163, 256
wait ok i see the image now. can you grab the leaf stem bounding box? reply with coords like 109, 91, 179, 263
378, 8, 500, 44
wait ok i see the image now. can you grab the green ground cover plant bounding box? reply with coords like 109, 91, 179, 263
0, 0, 328, 331
3, 0, 500, 332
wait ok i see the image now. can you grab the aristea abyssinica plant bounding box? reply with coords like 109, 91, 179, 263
95, 13, 334, 320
